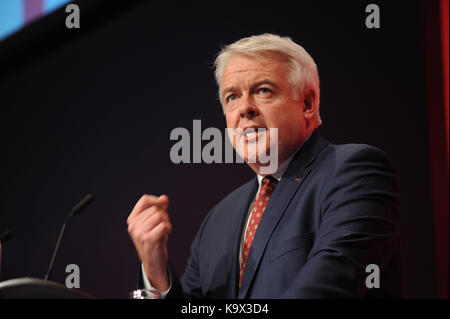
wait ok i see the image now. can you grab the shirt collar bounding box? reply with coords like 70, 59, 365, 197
256, 150, 295, 186
256, 132, 313, 186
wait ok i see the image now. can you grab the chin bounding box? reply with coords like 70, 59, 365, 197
241, 146, 272, 164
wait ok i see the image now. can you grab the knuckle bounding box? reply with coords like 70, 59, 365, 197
160, 222, 171, 235
151, 216, 161, 227
139, 232, 150, 245
155, 212, 165, 224
148, 205, 160, 217
143, 232, 157, 244
149, 210, 163, 223
152, 228, 164, 241
127, 223, 134, 235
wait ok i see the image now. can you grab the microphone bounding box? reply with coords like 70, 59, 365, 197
44, 194, 94, 281
0, 230, 12, 244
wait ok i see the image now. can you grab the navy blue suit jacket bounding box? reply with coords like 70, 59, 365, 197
141, 133, 402, 298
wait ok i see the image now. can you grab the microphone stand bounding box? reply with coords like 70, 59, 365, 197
44, 214, 72, 281
44, 194, 94, 281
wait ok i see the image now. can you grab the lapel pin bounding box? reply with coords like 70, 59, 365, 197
294, 177, 302, 182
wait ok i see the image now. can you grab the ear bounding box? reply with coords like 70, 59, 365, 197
302, 89, 316, 121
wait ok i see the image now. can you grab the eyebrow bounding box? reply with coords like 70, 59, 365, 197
221, 80, 278, 99
221, 86, 239, 98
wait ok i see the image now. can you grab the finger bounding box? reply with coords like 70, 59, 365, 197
155, 194, 169, 211
127, 194, 159, 224
144, 205, 170, 227
140, 214, 171, 238
135, 203, 169, 225
146, 221, 172, 243
131, 194, 169, 225
130, 205, 169, 237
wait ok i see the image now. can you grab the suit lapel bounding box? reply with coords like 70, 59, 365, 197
238, 133, 329, 298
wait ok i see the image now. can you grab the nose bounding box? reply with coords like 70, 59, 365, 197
239, 96, 259, 119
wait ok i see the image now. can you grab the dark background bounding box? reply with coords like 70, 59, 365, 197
0, 0, 442, 298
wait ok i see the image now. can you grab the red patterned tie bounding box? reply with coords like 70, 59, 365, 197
239, 176, 278, 287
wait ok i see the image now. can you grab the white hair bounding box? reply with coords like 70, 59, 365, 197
214, 33, 322, 126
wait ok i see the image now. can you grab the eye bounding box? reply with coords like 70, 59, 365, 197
257, 87, 272, 95
226, 94, 238, 103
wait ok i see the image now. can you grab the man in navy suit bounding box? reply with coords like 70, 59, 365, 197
127, 34, 402, 298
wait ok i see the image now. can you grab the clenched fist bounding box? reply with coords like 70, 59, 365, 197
127, 194, 172, 291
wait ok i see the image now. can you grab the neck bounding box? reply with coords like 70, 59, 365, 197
247, 130, 314, 177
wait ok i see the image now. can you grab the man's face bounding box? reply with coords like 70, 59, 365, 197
221, 53, 309, 173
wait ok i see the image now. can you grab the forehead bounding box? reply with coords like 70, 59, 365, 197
221, 53, 290, 88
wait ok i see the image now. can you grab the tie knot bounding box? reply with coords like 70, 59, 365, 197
261, 176, 278, 191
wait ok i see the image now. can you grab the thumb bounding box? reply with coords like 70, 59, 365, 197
156, 194, 169, 211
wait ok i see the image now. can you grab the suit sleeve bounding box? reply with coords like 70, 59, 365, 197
177, 207, 218, 298
136, 204, 219, 298
281, 145, 401, 298
137, 262, 185, 299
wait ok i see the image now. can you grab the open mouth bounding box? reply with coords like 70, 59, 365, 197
241, 127, 266, 142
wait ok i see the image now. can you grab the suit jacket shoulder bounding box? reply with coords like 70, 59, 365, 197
178, 133, 402, 298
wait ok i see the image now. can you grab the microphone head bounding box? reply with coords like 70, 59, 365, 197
71, 194, 95, 216
0, 230, 12, 244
